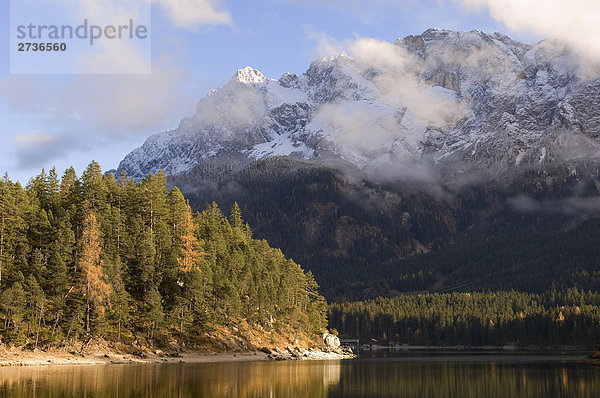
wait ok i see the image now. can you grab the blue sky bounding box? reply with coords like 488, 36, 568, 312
0, 0, 558, 182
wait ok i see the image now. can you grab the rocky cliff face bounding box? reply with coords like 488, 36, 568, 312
117, 28, 600, 182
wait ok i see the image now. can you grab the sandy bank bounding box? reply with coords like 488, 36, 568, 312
0, 346, 353, 367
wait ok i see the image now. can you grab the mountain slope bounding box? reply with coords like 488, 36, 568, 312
116, 29, 600, 301
118, 28, 600, 181
170, 157, 600, 301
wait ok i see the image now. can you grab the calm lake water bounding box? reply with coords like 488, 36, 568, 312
0, 352, 598, 397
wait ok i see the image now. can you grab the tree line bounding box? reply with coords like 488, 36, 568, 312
329, 289, 600, 346
0, 162, 327, 348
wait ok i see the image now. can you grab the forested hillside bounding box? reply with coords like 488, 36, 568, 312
0, 162, 327, 349
171, 157, 600, 302
329, 289, 600, 346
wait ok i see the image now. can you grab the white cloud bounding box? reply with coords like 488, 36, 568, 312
187, 83, 266, 133
347, 38, 467, 125
14, 131, 57, 146
3, 0, 230, 171
311, 32, 467, 118
508, 194, 600, 215
61, 0, 232, 74
3, 55, 189, 135
155, 0, 232, 28
63, 0, 232, 29
77, 40, 152, 75
307, 32, 469, 167
455, 0, 600, 63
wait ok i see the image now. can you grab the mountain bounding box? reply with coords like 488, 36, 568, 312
118, 28, 600, 181
116, 29, 600, 301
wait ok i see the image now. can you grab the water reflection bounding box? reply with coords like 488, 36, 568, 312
0, 354, 597, 398
330, 355, 599, 398
0, 361, 338, 398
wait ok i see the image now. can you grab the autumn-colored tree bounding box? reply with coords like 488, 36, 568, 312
177, 201, 203, 273
78, 212, 111, 333
175, 201, 207, 345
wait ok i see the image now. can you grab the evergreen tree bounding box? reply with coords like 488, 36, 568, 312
0, 164, 330, 348
24, 275, 44, 347
1, 281, 26, 344
81, 161, 107, 212
229, 202, 243, 229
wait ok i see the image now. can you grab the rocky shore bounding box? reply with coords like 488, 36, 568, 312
260, 345, 354, 361
261, 332, 355, 360
0, 333, 354, 367
0, 347, 353, 367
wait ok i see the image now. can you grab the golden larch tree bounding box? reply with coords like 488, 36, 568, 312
78, 212, 111, 333
177, 201, 204, 273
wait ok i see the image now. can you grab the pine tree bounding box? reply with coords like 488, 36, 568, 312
0, 177, 14, 288
229, 202, 243, 229
101, 254, 129, 341
132, 173, 170, 302
28, 207, 53, 258
60, 167, 78, 201
81, 161, 108, 212
0, 166, 331, 347
24, 275, 44, 347
305, 271, 327, 333
28, 249, 44, 282
169, 187, 187, 239
1, 281, 26, 344
47, 167, 61, 215
142, 286, 163, 343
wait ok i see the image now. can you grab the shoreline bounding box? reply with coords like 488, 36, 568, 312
1, 345, 593, 367
0, 347, 354, 367
0, 350, 266, 367
357, 344, 597, 352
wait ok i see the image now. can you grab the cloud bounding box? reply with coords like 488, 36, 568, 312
11, 131, 89, 169
3, 0, 224, 171
3, 55, 189, 135
312, 102, 410, 166
155, 0, 232, 28
508, 194, 600, 215
310, 33, 469, 123
307, 31, 469, 173
71, 59, 190, 133
51, 0, 151, 74
296, 0, 415, 7
507, 195, 541, 213
454, 0, 600, 64
57, 0, 232, 72
185, 81, 266, 134
77, 41, 152, 75
63, 0, 231, 30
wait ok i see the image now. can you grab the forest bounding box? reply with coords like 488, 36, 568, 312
329, 289, 600, 346
0, 162, 327, 349
171, 157, 600, 302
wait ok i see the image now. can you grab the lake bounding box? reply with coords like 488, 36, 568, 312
0, 352, 597, 397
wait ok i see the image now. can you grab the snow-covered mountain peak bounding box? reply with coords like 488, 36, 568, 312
117, 29, 600, 181
234, 66, 268, 84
